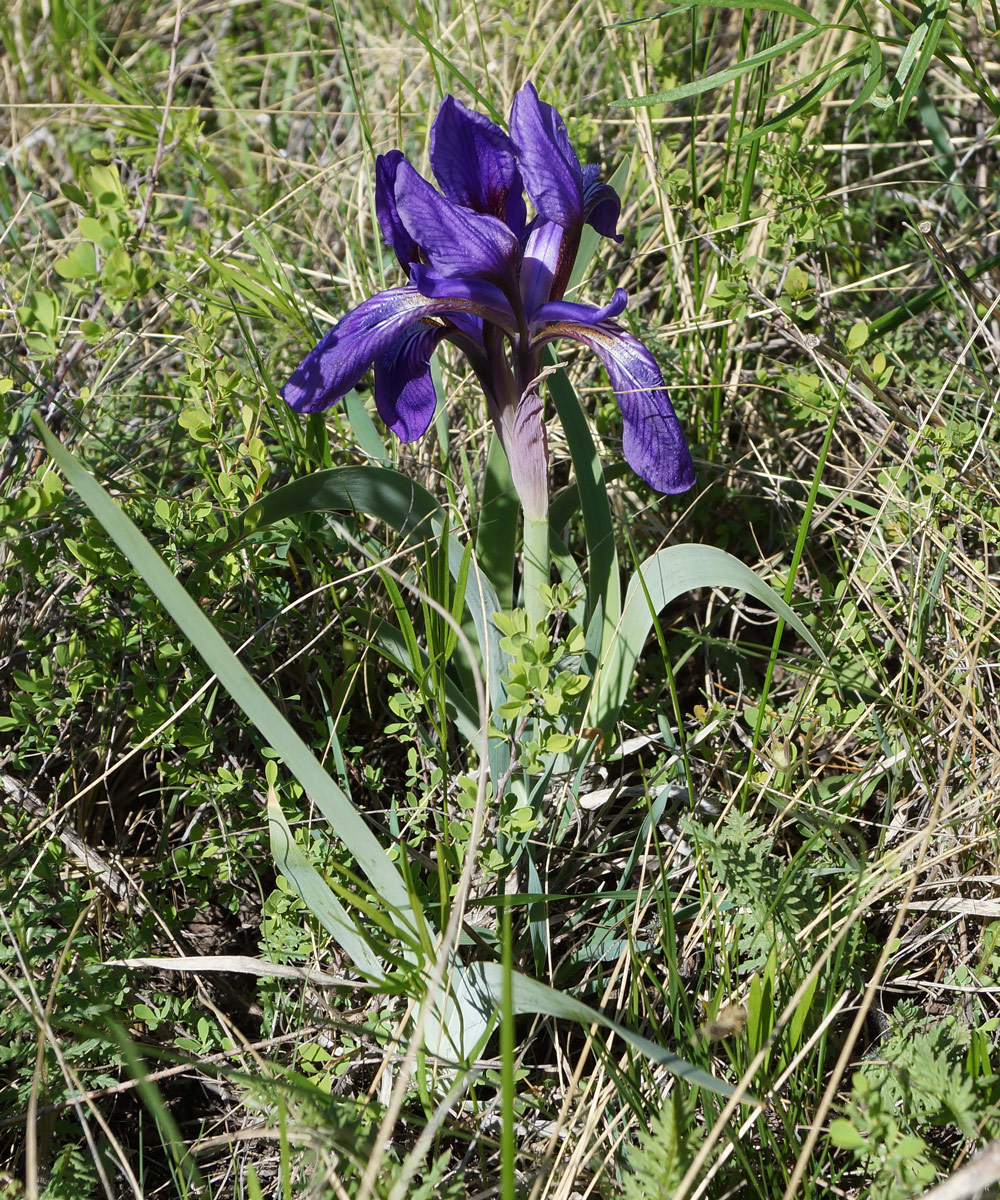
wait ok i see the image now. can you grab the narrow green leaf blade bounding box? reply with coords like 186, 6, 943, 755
614, 28, 818, 106
246, 464, 438, 540
591, 544, 825, 732
737, 59, 862, 143
343, 389, 388, 464
245, 465, 507, 741
357, 614, 481, 744
267, 790, 385, 980
458, 962, 747, 1100
33, 415, 415, 956
609, 0, 819, 29
544, 356, 621, 650
897, 2, 949, 123
475, 432, 518, 611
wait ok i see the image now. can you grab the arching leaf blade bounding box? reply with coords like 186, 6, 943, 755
591, 543, 825, 733
245, 466, 508, 774
615, 28, 818, 106
32, 414, 417, 965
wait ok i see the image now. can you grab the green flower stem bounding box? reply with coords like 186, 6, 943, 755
522, 514, 550, 629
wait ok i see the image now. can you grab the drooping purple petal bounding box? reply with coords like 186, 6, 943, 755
393, 158, 520, 284
582, 164, 623, 242
375, 151, 421, 271
374, 322, 449, 441
533, 287, 628, 328
442, 309, 484, 353
540, 318, 695, 493
430, 95, 526, 235
283, 285, 471, 414
509, 82, 584, 230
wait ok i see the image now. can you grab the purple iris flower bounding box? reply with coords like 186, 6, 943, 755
282, 83, 695, 519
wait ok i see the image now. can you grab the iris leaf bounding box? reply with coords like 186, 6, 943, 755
543, 355, 621, 663
736, 57, 863, 143
343, 388, 388, 464
590, 543, 825, 734
267, 790, 386, 980
32, 413, 415, 962
476, 432, 518, 611
464, 963, 748, 1100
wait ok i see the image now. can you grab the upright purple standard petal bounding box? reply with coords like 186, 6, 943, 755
520, 220, 566, 315
539, 315, 695, 493
375, 151, 421, 271
430, 96, 526, 235
393, 158, 520, 285
509, 82, 583, 230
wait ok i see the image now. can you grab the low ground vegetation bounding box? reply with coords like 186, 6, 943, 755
2, 1, 1000, 1197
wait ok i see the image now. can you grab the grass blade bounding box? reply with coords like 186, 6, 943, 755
896, 1, 950, 123
608, 0, 820, 29
614, 28, 818, 106
245, 466, 506, 732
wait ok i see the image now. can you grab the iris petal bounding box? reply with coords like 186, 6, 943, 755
443, 310, 484, 351
393, 159, 520, 283
520, 220, 565, 316
582, 165, 623, 242
509, 82, 583, 230
542, 318, 695, 493
430, 96, 526, 235
409, 263, 517, 333
533, 287, 628, 328
283, 286, 471, 414
374, 323, 449, 441
375, 151, 421, 271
